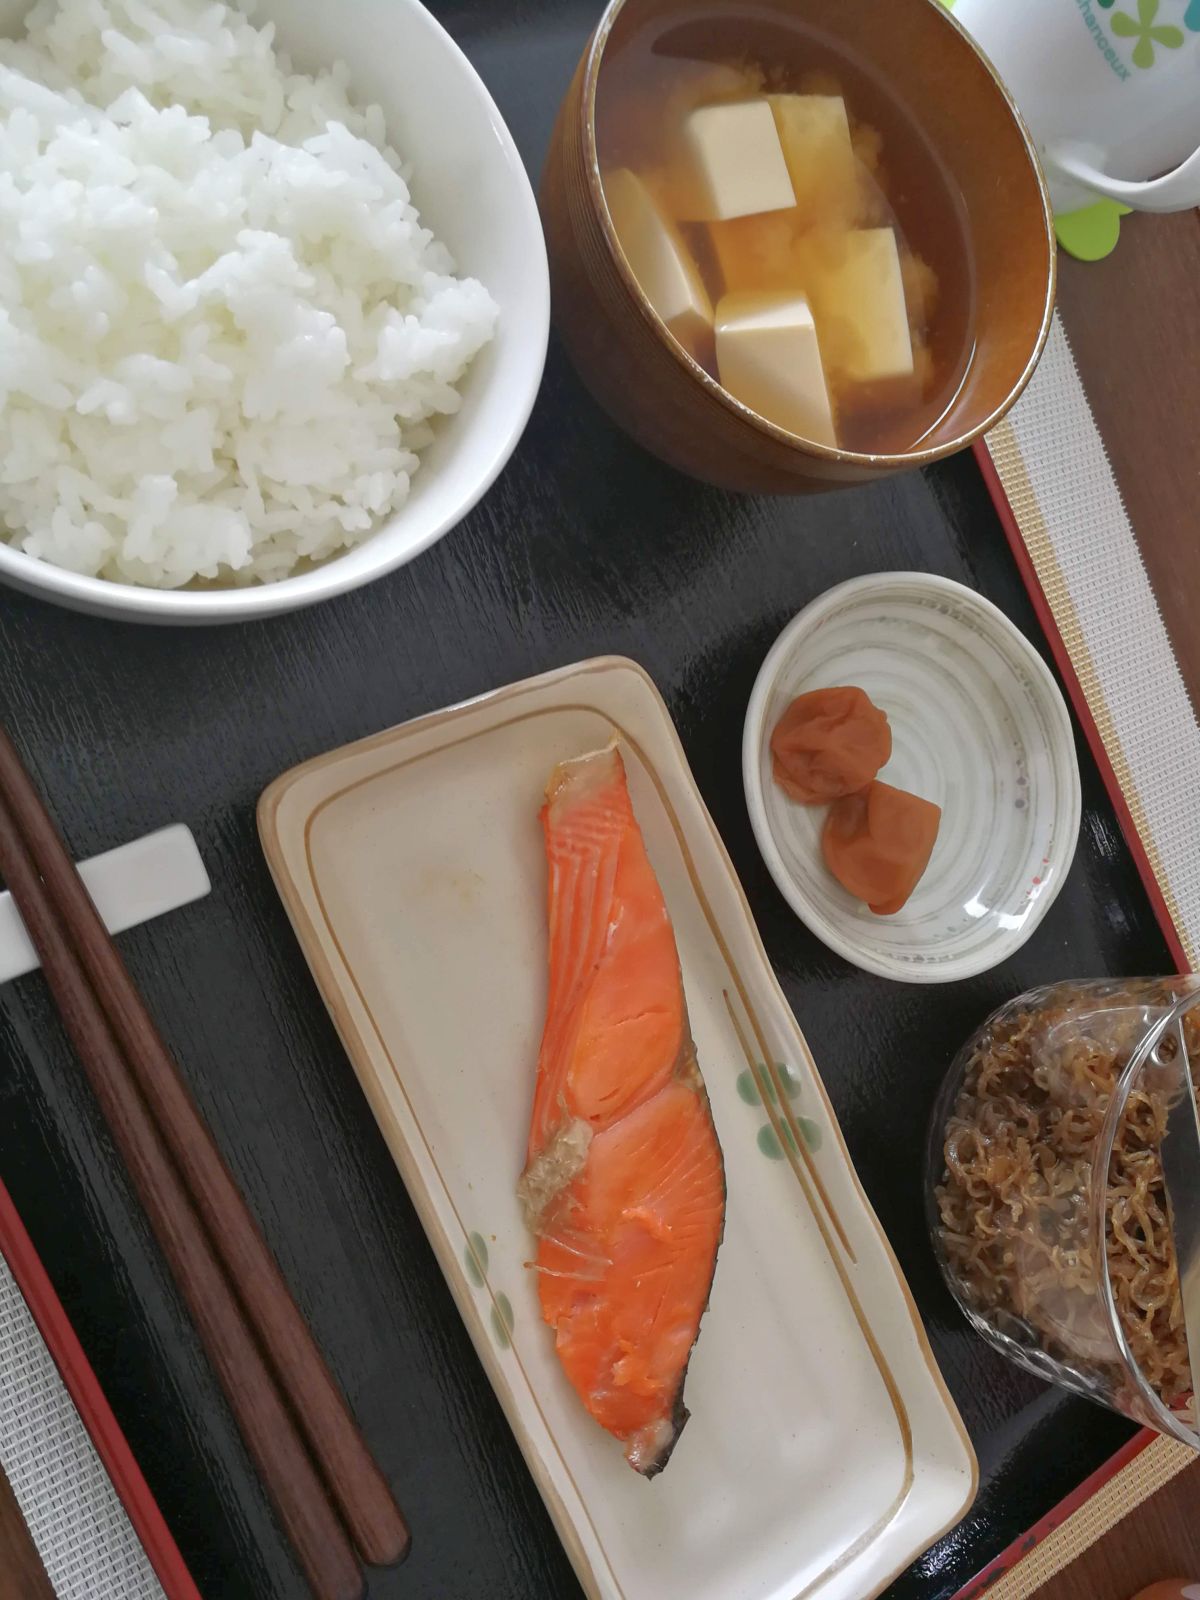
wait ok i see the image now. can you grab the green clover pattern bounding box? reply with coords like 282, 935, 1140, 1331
1110, 0, 1185, 66
463, 1231, 516, 1349
736, 1062, 822, 1160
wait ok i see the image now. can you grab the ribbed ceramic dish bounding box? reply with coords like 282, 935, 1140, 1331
259, 655, 976, 1600
743, 574, 1082, 983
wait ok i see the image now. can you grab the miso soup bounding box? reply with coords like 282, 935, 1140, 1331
595, 8, 977, 455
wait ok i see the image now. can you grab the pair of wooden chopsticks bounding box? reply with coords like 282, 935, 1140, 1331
0, 1459, 55, 1600
0, 726, 409, 1600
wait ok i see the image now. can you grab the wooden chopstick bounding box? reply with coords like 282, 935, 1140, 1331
0, 788, 364, 1600
0, 727, 409, 1571
0, 1459, 55, 1600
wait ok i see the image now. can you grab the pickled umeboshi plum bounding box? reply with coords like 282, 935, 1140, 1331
822, 779, 940, 915
770, 685, 891, 804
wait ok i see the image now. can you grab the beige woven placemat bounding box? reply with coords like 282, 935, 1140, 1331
985, 315, 1200, 970
968, 312, 1200, 1597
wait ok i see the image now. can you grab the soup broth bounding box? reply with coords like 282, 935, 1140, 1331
595, 8, 977, 455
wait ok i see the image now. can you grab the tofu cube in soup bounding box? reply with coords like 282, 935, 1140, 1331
806, 228, 915, 383
675, 99, 796, 221
768, 94, 863, 229
604, 167, 713, 352
715, 290, 835, 446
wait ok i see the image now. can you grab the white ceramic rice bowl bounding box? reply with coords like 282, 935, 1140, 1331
0, 0, 549, 624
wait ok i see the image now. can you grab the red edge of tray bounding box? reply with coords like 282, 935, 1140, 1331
0, 1175, 203, 1600
947, 440, 1193, 1600
948, 1429, 1157, 1599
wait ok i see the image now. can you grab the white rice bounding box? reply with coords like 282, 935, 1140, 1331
0, 0, 498, 587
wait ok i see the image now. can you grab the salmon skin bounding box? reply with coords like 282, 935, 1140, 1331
518, 745, 725, 1476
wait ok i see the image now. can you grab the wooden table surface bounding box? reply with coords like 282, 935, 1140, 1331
0, 8, 1193, 1600
1056, 208, 1200, 711
0, 1459, 54, 1600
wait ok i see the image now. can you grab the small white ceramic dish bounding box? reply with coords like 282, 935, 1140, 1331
260, 656, 976, 1600
743, 574, 1081, 984
0, 0, 548, 625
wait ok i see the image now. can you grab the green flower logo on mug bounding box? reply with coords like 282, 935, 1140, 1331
1108, 0, 1186, 66
1100, 0, 1200, 18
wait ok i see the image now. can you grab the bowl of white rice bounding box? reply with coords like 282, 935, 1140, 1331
0, 0, 548, 623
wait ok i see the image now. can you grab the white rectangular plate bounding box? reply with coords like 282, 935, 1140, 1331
259, 657, 976, 1600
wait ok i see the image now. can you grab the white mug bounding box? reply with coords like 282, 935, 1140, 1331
952, 0, 1200, 212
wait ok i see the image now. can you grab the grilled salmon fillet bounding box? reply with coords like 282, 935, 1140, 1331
518, 746, 725, 1476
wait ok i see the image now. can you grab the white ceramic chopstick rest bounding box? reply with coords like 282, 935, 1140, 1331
0, 824, 210, 985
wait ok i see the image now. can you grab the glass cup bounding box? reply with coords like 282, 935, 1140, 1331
927, 977, 1200, 1447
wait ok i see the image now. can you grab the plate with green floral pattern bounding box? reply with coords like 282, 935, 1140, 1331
260, 655, 976, 1600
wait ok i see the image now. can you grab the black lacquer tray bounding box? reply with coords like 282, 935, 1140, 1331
0, 3, 1168, 1595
